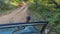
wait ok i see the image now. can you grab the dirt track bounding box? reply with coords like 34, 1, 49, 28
0, 5, 29, 24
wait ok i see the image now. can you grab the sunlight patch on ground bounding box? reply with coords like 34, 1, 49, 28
28, 0, 34, 3
10, 2, 18, 6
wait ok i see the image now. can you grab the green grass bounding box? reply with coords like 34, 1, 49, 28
0, 9, 15, 16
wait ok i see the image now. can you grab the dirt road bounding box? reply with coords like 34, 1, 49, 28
0, 5, 29, 24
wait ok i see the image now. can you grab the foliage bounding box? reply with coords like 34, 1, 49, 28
0, 0, 24, 15
29, 0, 60, 34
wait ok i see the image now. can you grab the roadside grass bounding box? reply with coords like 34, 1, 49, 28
0, 10, 11, 16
